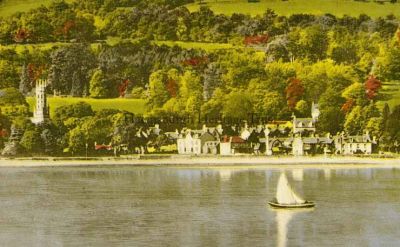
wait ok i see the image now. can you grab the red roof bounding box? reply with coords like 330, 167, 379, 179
231, 136, 246, 143
95, 144, 113, 151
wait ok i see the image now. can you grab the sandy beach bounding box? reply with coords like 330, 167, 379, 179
0, 155, 399, 169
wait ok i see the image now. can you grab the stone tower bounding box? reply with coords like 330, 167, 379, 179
31, 79, 49, 125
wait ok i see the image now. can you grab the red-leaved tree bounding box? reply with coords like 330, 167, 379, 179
166, 78, 178, 97
285, 78, 304, 109
14, 28, 30, 43
365, 75, 382, 100
118, 79, 130, 97
244, 34, 269, 46
28, 63, 45, 83
182, 56, 209, 67
341, 99, 355, 113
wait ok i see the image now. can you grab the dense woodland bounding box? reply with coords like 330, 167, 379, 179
0, 0, 400, 155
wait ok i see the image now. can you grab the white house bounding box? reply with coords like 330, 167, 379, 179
177, 132, 201, 155
334, 133, 377, 155
292, 102, 320, 134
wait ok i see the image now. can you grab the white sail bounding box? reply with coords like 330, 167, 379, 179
276, 172, 305, 204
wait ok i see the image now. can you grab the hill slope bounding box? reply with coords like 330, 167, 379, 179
0, 0, 73, 17
187, 0, 400, 17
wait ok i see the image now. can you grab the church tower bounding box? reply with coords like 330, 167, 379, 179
31, 79, 49, 125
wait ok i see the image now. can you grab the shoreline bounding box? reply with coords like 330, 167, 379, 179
1, 155, 400, 169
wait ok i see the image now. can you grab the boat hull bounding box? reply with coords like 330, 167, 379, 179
268, 201, 315, 208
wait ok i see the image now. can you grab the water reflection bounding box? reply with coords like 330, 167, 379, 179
323, 168, 331, 180
273, 208, 314, 247
292, 169, 304, 181
218, 169, 233, 182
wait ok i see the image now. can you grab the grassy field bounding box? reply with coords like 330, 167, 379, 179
186, 0, 400, 17
154, 40, 238, 51
0, 0, 74, 17
0, 37, 133, 54
0, 39, 253, 54
3, 0, 400, 18
27, 97, 148, 117
378, 81, 400, 109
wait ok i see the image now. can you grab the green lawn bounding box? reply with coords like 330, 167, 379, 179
0, 0, 74, 17
0, 37, 129, 54
154, 40, 238, 51
378, 81, 400, 109
2, 0, 400, 18
187, 0, 400, 17
27, 97, 148, 117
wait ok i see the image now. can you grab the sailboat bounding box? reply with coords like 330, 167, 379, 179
268, 172, 315, 208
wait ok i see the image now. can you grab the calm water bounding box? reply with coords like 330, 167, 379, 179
0, 165, 399, 247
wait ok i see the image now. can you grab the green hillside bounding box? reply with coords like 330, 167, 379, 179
379, 81, 400, 109
187, 0, 400, 17
0, 0, 72, 17
2, 0, 400, 18
27, 97, 148, 117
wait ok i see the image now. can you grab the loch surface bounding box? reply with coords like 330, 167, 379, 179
0, 166, 399, 246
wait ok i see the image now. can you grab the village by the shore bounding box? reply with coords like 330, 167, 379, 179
1, 78, 397, 161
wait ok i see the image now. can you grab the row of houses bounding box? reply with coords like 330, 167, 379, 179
176, 127, 377, 156
175, 103, 378, 156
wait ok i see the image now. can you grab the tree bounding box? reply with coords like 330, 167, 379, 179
364, 75, 382, 100
19, 64, 31, 95
264, 61, 297, 92
41, 127, 59, 155
376, 45, 400, 81
342, 82, 368, 107
288, 25, 328, 62
266, 35, 290, 62
0, 60, 19, 89
262, 92, 286, 120
365, 117, 384, 139
53, 102, 94, 125
318, 87, 346, 109
295, 100, 309, 117
285, 78, 304, 110
201, 88, 224, 119
382, 105, 400, 151
89, 69, 117, 98
318, 107, 345, 135
148, 70, 169, 108
68, 126, 87, 155
180, 70, 202, 100
344, 102, 380, 135
344, 106, 363, 135
48, 44, 96, 96
203, 62, 222, 101
222, 90, 253, 120
20, 128, 44, 154
0, 87, 27, 106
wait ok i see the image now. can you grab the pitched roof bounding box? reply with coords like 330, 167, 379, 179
294, 118, 314, 126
